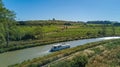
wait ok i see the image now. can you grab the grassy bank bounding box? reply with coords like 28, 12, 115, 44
9, 39, 119, 67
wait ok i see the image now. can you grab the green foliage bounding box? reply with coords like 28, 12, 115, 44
104, 40, 120, 50
71, 55, 88, 67
116, 52, 120, 59
91, 48, 101, 54
0, 0, 16, 46
0, 33, 5, 43
52, 61, 72, 67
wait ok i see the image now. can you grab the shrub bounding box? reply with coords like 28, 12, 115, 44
71, 55, 88, 67
92, 48, 102, 54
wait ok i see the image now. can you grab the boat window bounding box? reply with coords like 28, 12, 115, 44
58, 45, 61, 47
54, 46, 57, 49
58, 46, 60, 48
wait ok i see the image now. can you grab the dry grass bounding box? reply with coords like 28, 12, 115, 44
87, 45, 120, 67
83, 49, 95, 57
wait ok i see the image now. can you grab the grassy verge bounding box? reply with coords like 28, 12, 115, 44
48, 39, 120, 67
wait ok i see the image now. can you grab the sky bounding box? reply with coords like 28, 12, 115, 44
2, 0, 120, 21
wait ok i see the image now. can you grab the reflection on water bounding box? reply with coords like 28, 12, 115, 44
98, 37, 120, 40
0, 37, 120, 67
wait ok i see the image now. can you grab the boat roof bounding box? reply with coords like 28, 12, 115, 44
53, 44, 61, 46
52, 43, 70, 47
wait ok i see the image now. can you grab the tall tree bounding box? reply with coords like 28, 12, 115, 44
0, 0, 16, 46
111, 23, 115, 36
101, 24, 106, 36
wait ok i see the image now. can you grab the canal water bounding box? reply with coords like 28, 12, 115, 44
0, 37, 120, 67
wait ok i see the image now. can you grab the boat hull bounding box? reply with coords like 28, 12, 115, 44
50, 45, 70, 52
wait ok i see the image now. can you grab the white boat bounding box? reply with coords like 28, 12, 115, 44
50, 43, 70, 52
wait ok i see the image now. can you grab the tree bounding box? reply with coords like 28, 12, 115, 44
0, 0, 16, 46
0, 23, 6, 43
111, 23, 115, 36
86, 32, 92, 37
34, 27, 44, 40
101, 24, 106, 36
71, 55, 88, 67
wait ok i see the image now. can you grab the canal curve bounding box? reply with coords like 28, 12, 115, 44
0, 37, 120, 67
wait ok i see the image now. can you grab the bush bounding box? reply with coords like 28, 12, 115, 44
71, 55, 88, 67
92, 48, 101, 54
50, 55, 88, 67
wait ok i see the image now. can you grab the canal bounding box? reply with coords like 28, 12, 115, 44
0, 37, 120, 67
